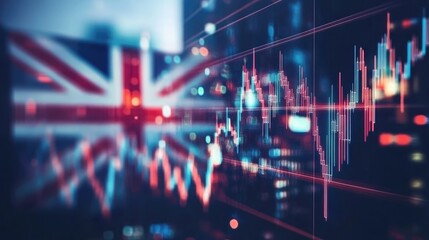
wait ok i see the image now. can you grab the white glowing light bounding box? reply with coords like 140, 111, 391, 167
191, 47, 199, 55
204, 23, 216, 35
411, 179, 424, 189
162, 105, 171, 118
208, 143, 222, 166
288, 115, 311, 133
140, 34, 150, 50
245, 91, 258, 108
411, 152, 424, 162
383, 79, 399, 97
204, 68, 210, 76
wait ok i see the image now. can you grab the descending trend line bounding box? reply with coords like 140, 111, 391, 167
218, 12, 428, 220
222, 157, 424, 204
185, 0, 260, 44
185, 5, 203, 23
185, 0, 281, 49
193, 1, 400, 72
217, 194, 322, 240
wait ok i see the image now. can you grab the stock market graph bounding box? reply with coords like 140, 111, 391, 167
1, 0, 428, 239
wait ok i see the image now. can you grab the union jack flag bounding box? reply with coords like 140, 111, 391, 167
10, 31, 224, 215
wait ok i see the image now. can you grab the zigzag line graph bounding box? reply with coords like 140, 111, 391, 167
16, 134, 217, 217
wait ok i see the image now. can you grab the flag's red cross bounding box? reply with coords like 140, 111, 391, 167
11, 32, 216, 215
10, 32, 214, 125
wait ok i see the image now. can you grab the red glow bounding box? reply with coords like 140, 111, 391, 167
200, 2, 397, 71
199, 47, 209, 57
219, 195, 321, 239
131, 77, 139, 85
131, 57, 139, 66
379, 133, 393, 146
414, 115, 428, 125
155, 116, 163, 125
25, 99, 37, 116
229, 219, 239, 229
401, 19, 414, 29
123, 89, 131, 108
76, 107, 86, 116
185, 0, 260, 45
37, 74, 52, 83
11, 56, 63, 91
395, 134, 412, 146
122, 50, 141, 109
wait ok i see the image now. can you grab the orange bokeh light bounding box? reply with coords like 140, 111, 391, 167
131, 97, 140, 106
199, 47, 209, 57
229, 219, 239, 230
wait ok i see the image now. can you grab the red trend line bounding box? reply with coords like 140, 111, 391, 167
185, 0, 282, 49
130, 103, 425, 112
217, 0, 281, 32
222, 157, 424, 204
213, 0, 261, 26
217, 194, 322, 240
199, 1, 399, 70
